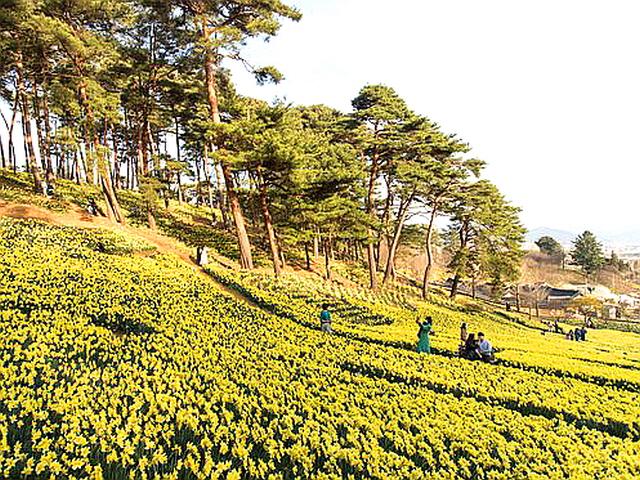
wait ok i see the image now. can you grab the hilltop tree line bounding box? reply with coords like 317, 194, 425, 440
0, 0, 524, 297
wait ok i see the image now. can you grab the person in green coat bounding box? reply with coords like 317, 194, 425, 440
416, 317, 434, 353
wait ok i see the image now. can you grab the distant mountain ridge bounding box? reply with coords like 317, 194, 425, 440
526, 227, 577, 247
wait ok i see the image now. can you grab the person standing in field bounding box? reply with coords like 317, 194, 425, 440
459, 322, 468, 356
320, 303, 332, 333
199, 246, 209, 266
416, 317, 434, 354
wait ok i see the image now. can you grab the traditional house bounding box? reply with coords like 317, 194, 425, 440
505, 283, 581, 310
539, 287, 582, 309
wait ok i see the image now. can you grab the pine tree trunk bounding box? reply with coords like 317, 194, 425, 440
258, 172, 281, 277
111, 127, 121, 190
313, 230, 319, 259
203, 145, 216, 223
15, 52, 44, 194
100, 165, 126, 224
57, 144, 65, 179
379, 185, 393, 271
221, 163, 253, 269
305, 243, 311, 270
135, 125, 145, 183
450, 274, 461, 298
366, 150, 379, 290
74, 150, 81, 184
215, 162, 230, 228
175, 116, 183, 204
195, 158, 202, 206
77, 78, 124, 223
32, 80, 47, 173
146, 120, 158, 173
449, 221, 469, 299
422, 208, 439, 299
4, 93, 19, 171
367, 243, 377, 289
102, 188, 115, 222
323, 237, 332, 281
40, 86, 54, 180
202, 23, 253, 269
0, 132, 6, 168
383, 193, 414, 285
78, 142, 89, 183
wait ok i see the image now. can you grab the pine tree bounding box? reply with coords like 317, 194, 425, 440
351, 84, 412, 289
417, 154, 481, 298
571, 231, 605, 277
535, 236, 563, 256
446, 181, 524, 298
159, 0, 301, 269
293, 104, 367, 280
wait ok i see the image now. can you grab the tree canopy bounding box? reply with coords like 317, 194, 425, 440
0, 1, 525, 294
536, 236, 564, 257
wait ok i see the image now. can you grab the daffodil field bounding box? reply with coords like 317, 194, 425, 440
2, 218, 640, 479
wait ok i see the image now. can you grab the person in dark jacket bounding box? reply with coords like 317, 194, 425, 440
462, 333, 479, 360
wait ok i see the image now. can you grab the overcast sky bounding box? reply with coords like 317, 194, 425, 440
226, 0, 640, 235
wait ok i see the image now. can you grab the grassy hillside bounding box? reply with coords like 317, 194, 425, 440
1, 174, 640, 478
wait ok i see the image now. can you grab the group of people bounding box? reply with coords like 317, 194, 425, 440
543, 318, 589, 342
415, 318, 496, 362
566, 326, 587, 341
320, 307, 497, 362
459, 322, 496, 362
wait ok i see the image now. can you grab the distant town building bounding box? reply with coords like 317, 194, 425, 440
538, 286, 582, 309
503, 283, 581, 310
602, 304, 618, 320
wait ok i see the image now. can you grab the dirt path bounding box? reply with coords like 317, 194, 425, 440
0, 200, 261, 309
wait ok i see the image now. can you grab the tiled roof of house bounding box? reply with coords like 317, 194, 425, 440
547, 288, 580, 299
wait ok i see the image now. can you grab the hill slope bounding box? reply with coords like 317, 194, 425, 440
1, 176, 640, 478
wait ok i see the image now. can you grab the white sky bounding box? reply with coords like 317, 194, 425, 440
227, 0, 640, 235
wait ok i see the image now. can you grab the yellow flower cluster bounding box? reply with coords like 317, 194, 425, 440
1, 218, 639, 479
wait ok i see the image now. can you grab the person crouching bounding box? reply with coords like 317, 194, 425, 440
475, 332, 495, 363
